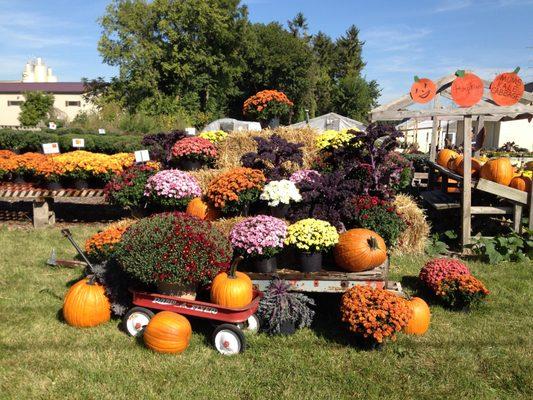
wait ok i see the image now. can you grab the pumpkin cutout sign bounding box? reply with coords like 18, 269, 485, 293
451, 70, 484, 107
490, 67, 524, 106
410, 76, 436, 104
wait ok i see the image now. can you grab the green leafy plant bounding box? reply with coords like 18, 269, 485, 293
470, 229, 532, 263
426, 230, 458, 257
19, 92, 55, 127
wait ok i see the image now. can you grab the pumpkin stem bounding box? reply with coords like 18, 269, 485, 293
87, 274, 97, 285
229, 256, 243, 279
368, 236, 380, 250
455, 69, 465, 78
513, 66, 520, 74
414, 75, 420, 82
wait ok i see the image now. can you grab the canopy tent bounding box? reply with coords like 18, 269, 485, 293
202, 118, 261, 133
288, 112, 366, 132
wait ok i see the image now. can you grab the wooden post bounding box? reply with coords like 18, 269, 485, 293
32, 198, 55, 228
461, 115, 472, 249
473, 116, 485, 157
513, 204, 523, 233
529, 181, 533, 231
429, 94, 440, 162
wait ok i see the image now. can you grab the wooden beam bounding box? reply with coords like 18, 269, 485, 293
429, 94, 440, 162
461, 115, 472, 249
470, 206, 512, 215
475, 179, 528, 205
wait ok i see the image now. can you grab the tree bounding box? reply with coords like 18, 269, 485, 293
334, 25, 366, 79
19, 92, 55, 127
332, 73, 380, 122
287, 12, 309, 39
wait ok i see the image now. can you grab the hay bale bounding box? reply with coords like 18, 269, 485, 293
211, 217, 246, 239
391, 194, 430, 256
215, 127, 319, 170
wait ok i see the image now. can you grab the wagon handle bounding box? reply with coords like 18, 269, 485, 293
61, 228, 95, 275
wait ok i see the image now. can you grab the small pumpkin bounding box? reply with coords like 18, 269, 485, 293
490, 67, 524, 106
63, 277, 111, 328
453, 156, 482, 176
451, 70, 484, 107
210, 257, 253, 308
186, 197, 219, 221
437, 177, 460, 193
144, 311, 192, 354
437, 149, 459, 168
479, 157, 514, 186
334, 228, 387, 272
509, 174, 532, 192
410, 76, 436, 104
404, 297, 431, 335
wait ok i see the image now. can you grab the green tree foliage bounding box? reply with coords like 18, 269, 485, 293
97, 2, 379, 124
19, 92, 55, 127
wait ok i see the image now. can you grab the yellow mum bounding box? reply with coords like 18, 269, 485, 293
285, 218, 339, 252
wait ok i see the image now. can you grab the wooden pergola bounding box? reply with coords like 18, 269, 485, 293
371, 72, 533, 249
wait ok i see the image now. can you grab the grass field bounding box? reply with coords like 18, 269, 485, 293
0, 224, 532, 400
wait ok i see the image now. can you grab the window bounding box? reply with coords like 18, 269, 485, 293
65, 101, 81, 107
7, 100, 23, 106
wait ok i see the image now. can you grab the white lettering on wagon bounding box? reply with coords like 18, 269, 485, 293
152, 297, 218, 315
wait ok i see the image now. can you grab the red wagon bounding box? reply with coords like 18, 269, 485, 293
123, 289, 263, 355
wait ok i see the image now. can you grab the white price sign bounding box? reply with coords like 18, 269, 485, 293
42, 142, 60, 154
134, 150, 150, 163
48, 122, 57, 130
98, 128, 106, 135
185, 127, 196, 136
72, 138, 85, 148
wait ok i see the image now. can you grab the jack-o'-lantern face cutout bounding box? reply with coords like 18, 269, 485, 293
410, 76, 437, 104
490, 67, 524, 106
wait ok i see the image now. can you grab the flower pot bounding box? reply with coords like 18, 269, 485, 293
270, 203, 289, 218
130, 206, 148, 219
14, 175, 26, 184
279, 320, 296, 335
297, 251, 322, 272
179, 158, 203, 171
74, 179, 89, 190
156, 282, 197, 300
46, 181, 62, 191
268, 117, 280, 129
249, 256, 277, 273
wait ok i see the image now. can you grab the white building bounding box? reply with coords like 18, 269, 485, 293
0, 58, 94, 127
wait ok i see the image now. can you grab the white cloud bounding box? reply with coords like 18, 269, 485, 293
363, 27, 431, 52
434, 0, 472, 12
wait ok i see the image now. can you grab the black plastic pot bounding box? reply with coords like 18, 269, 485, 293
46, 181, 63, 190
297, 251, 322, 272
13, 175, 26, 184
249, 256, 277, 273
270, 203, 289, 218
279, 320, 296, 335
179, 158, 203, 171
74, 179, 89, 189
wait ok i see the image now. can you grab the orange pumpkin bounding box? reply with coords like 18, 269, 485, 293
210, 257, 253, 308
453, 156, 482, 176
334, 228, 387, 272
186, 197, 219, 221
509, 175, 532, 192
437, 177, 460, 193
404, 297, 431, 335
490, 67, 524, 106
437, 149, 459, 168
143, 311, 192, 354
451, 70, 484, 107
410, 76, 436, 104
63, 277, 111, 328
479, 157, 514, 186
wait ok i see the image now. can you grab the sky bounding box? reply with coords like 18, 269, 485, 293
0, 0, 532, 103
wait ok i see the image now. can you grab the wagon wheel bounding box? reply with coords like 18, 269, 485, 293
122, 307, 154, 337
212, 324, 246, 355
240, 314, 261, 334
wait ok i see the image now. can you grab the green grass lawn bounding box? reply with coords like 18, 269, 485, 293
0, 224, 531, 400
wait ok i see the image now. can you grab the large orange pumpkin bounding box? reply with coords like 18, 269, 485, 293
143, 311, 192, 354
410, 76, 436, 104
63, 277, 111, 328
509, 175, 532, 192
490, 67, 524, 106
437, 149, 459, 168
479, 157, 514, 186
404, 297, 431, 335
451, 70, 484, 107
334, 229, 387, 272
452, 156, 482, 176
210, 257, 253, 308
186, 197, 219, 221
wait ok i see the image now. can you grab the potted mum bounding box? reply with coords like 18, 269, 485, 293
285, 218, 339, 272
171, 137, 217, 170
115, 212, 232, 299
144, 169, 202, 211
198, 130, 228, 144
207, 167, 266, 216
242, 90, 293, 128
230, 215, 287, 273
85, 220, 134, 263
340, 286, 412, 348
260, 179, 302, 218
436, 274, 489, 311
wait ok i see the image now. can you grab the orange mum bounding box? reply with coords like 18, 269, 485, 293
242, 90, 293, 115
207, 167, 266, 210
85, 220, 135, 262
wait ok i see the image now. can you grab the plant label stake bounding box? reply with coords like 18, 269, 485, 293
72, 138, 85, 148
134, 150, 150, 163
42, 142, 60, 154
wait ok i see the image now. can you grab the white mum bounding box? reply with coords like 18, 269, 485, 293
260, 179, 302, 207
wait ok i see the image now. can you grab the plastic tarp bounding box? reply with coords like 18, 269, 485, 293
288, 112, 366, 132
202, 118, 262, 132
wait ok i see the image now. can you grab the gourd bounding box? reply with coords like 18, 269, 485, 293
143, 311, 192, 354
186, 197, 219, 221
63, 277, 111, 328
451, 70, 484, 107
404, 297, 431, 335
479, 157, 514, 186
210, 257, 253, 308
334, 229, 387, 272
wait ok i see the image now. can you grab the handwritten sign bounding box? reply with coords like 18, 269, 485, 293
42, 142, 60, 154
134, 150, 150, 163
48, 122, 57, 130
72, 138, 85, 148
490, 68, 524, 106
98, 128, 106, 135
451, 70, 484, 107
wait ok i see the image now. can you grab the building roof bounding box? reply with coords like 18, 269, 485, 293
0, 82, 86, 94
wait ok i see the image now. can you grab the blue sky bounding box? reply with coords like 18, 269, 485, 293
0, 0, 532, 103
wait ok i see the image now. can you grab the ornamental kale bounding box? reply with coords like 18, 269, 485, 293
241, 134, 304, 180
141, 130, 186, 166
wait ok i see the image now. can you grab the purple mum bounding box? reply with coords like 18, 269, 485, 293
230, 215, 287, 258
